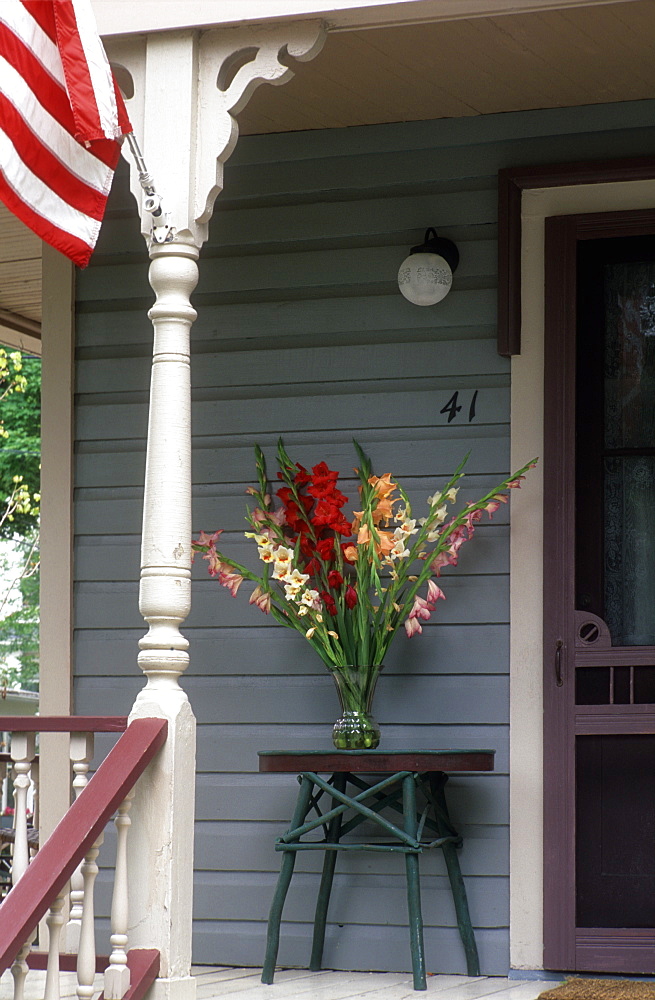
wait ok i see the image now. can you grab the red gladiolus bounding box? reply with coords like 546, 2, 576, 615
294, 464, 312, 484
327, 570, 343, 588
316, 538, 335, 561
321, 591, 337, 615
308, 460, 340, 493
345, 585, 357, 609
278, 463, 311, 485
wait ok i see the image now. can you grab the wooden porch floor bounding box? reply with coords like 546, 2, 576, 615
2, 964, 558, 1000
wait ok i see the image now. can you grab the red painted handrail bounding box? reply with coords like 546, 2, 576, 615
0, 717, 168, 973
0, 717, 128, 732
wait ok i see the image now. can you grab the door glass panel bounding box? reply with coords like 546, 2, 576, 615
604, 456, 655, 645
577, 243, 655, 646
604, 262, 655, 450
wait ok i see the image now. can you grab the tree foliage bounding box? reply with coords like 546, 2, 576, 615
0, 349, 40, 692
0, 350, 40, 540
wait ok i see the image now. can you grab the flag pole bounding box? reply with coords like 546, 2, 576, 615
124, 132, 174, 243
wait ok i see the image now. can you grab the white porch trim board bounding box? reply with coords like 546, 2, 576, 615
93, 0, 639, 37
509, 176, 655, 970
39, 246, 74, 839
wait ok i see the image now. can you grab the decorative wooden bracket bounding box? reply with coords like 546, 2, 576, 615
106, 21, 326, 249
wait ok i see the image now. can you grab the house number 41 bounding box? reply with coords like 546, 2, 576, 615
440, 390, 478, 423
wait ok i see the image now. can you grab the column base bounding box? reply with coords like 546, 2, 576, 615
148, 975, 197, 1000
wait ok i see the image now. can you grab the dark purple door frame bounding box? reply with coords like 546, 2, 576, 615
543, 208, 655, 973
498, 159, 655, 972
497, 157, 655, 358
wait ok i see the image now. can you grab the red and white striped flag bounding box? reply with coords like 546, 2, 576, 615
0, 0, 131, 268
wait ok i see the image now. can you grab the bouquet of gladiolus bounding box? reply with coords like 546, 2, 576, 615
192, 441, 536, 674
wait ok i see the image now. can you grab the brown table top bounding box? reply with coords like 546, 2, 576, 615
258, 749, 495, 774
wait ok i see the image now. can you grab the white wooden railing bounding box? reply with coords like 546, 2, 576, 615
0, 717, 166, 1000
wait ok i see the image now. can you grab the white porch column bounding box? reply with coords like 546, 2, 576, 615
105, 21, 326, 1000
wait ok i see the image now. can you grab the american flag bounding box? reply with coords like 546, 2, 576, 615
0, 0, 131, 268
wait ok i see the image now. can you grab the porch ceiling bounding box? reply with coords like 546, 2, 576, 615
0, 204, 41, 351
237, 0, 655, 134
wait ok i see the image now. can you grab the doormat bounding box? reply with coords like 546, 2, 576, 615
538, 981, 655, 1000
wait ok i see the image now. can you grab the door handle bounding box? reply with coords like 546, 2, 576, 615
555, 639, 563, 687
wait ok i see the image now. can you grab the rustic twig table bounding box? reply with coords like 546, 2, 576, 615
258, 749, 495, 991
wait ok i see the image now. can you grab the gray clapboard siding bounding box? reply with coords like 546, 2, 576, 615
74, 440, 511, 487
192, 871, 509, 927
194, 824, 508, 882
75, 386, 508, 441
76, 293, 498, 347
73, 98, 655, 975
91, 869, 509, 933
75, 336, 508, 395
225, 100, 655, 163
191, 921, 509, 976
195, 774, 508, 825
74, 627, 510, 677
74, 574, 509, 629
74, 527, 507, 581
75, 673, 509, 725
144, 480, 516, 530
74, 468, 514, 533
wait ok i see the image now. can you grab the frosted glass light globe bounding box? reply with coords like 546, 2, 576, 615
397, 252, 453, 306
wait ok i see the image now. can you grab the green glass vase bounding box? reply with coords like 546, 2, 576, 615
331, 665, 381, 750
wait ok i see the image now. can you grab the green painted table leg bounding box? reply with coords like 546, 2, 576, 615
403, 774, 426, 991
309, 772, 347, 971
428, 773, 480, 977
261, 775, 314, 984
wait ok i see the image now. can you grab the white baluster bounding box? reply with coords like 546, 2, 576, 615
11, 732, 36, 883
76, 834, 103, 1000
8, 736, 36, 1000
29, 758, 39, 833
65, 733, 94, 953
0, 759, 7, 814
44, 888, 67, 1000
10, 932, 36, 1000
104, 790, 134, 999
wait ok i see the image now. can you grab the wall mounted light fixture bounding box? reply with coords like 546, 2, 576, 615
397, 228, 459, 306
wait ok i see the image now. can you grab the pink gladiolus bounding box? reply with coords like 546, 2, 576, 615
449, 524, 468, 548
426, 580, 445, 605
404, 616, 422, 637
463, 507, 483, 537
432, 523, 468, 567
429, 550, 456, 575
409, 596, 432, 621
217, 566, 244, 597
205, 548, 223, 576
406, 580, 445, 634
249, 585, 272, 614
196, 529, 223, 547
484, 500, 502, 517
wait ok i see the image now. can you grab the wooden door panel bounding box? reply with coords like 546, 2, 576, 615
576, 735, 655, 928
